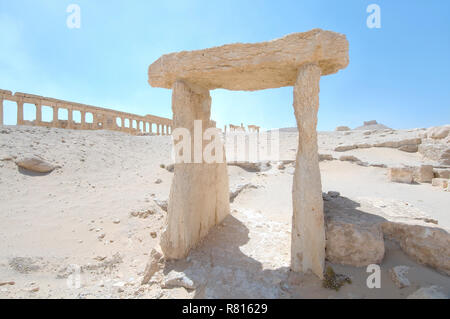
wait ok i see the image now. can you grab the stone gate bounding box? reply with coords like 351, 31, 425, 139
148, 29, 349, 278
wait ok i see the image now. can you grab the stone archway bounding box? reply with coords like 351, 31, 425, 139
148, 29, 349, 278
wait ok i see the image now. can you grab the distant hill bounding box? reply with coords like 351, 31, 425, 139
354, 120, 391, 131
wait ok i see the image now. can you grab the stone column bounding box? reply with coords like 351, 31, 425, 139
161, 80, 230, 259
0, 98, 3, 126
35, 103, 42, 124
17, 101, 24, 125
157, 124, 160, 135
67, 108, 73, 129
53, 107, 58, 127
81, 111, 86, 129
291, 63, 325, 279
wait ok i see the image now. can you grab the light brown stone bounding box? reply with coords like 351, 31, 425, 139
291, 64, 325, 279
148, 29, 349, 91
431, 178, 449, 189
15, 156, 58, 173
415, 165, 434, 183
389, 167, 414, 184
160, 80, 230, 259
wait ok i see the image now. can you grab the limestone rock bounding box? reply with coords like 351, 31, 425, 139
15, 156, 58, 173
339, 155, 360, 163
407, 286, 448, 299
398, 144, 418, 153
431, 178, 449, 189
148, 29, 349, 91
334, 145, 357, 152
418, 142, 450, 166
425, 125, 450, 139
382, 222, 450, 275
162, 271, 197, 290
414, 165, 434, 183
433, 168, 450, 179
319, 154, 334, 161
141, 247, 164, 285
389, 167, 414, 184
389, 266, 410, 288
325, 207, 385, 267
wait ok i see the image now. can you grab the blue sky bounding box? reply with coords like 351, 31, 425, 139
0, 0, 449, 130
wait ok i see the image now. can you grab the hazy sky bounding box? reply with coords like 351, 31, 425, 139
1, 0, 449, 131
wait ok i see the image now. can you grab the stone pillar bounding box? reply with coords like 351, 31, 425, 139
0, 98, 3, 126
17, 101, 24, 125
157, 124, 160, 135
53, 107, 58, 127
67, 108, 73, 129
291, 63, 325, 279
35, 103, 42, 124
161, 80, 230, 259
81, 111, 86, 129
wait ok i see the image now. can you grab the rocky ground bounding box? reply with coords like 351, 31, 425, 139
0, 123, 449, 299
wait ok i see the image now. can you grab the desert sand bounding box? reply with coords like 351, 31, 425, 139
0, 123, 449, 299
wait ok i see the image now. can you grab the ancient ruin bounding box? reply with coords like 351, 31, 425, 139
148, 29, 349, 278
0, 89, 172, 135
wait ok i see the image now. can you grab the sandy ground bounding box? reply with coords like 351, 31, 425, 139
0, 125, 449, 299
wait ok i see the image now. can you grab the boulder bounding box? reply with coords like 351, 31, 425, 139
324, 199, 385, 267
15, 156, 58, 173
398, 144, 418, 153
425, 125, 450, 139
389, 167, 414, 184
382, 222, 450, 275
162, 271, 197, 290
335, 126, 350, 131
418, 142, 450, 166
433, 168, 450, 179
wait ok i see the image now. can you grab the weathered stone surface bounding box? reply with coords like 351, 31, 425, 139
389, 266, 410, 288
414, 165, 434, 183
162, 270, 197, 290
418, 141, 450, 166
148, 29, 349, 91
407, 286, 448, 299
382, 222, 450, 275
431, 178, 449, 189
339, 155, 361, 163
229, 183, 258, 202
389, 167, 414, 184
398, 144, 418, 153
334, 144, 357, 152
319, 154, 334, 161
291, 64, 325, 279
324, 202, 385, 267
141, 247, 164, 285
434, 168, 450, 179
15, 156, 58, 173
160, 80, 230, 259
425, 125, 450, 139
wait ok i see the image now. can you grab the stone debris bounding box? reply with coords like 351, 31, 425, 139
431, 178, 449, 189
335, 126, 350, 131
407, 286, 448, 299
389, 266, 410, 288
229, 183, 258, 202
162, 271, 197, 290
141, 248, 164, 285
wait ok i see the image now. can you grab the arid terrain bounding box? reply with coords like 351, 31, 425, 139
0, 123, 449, 299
